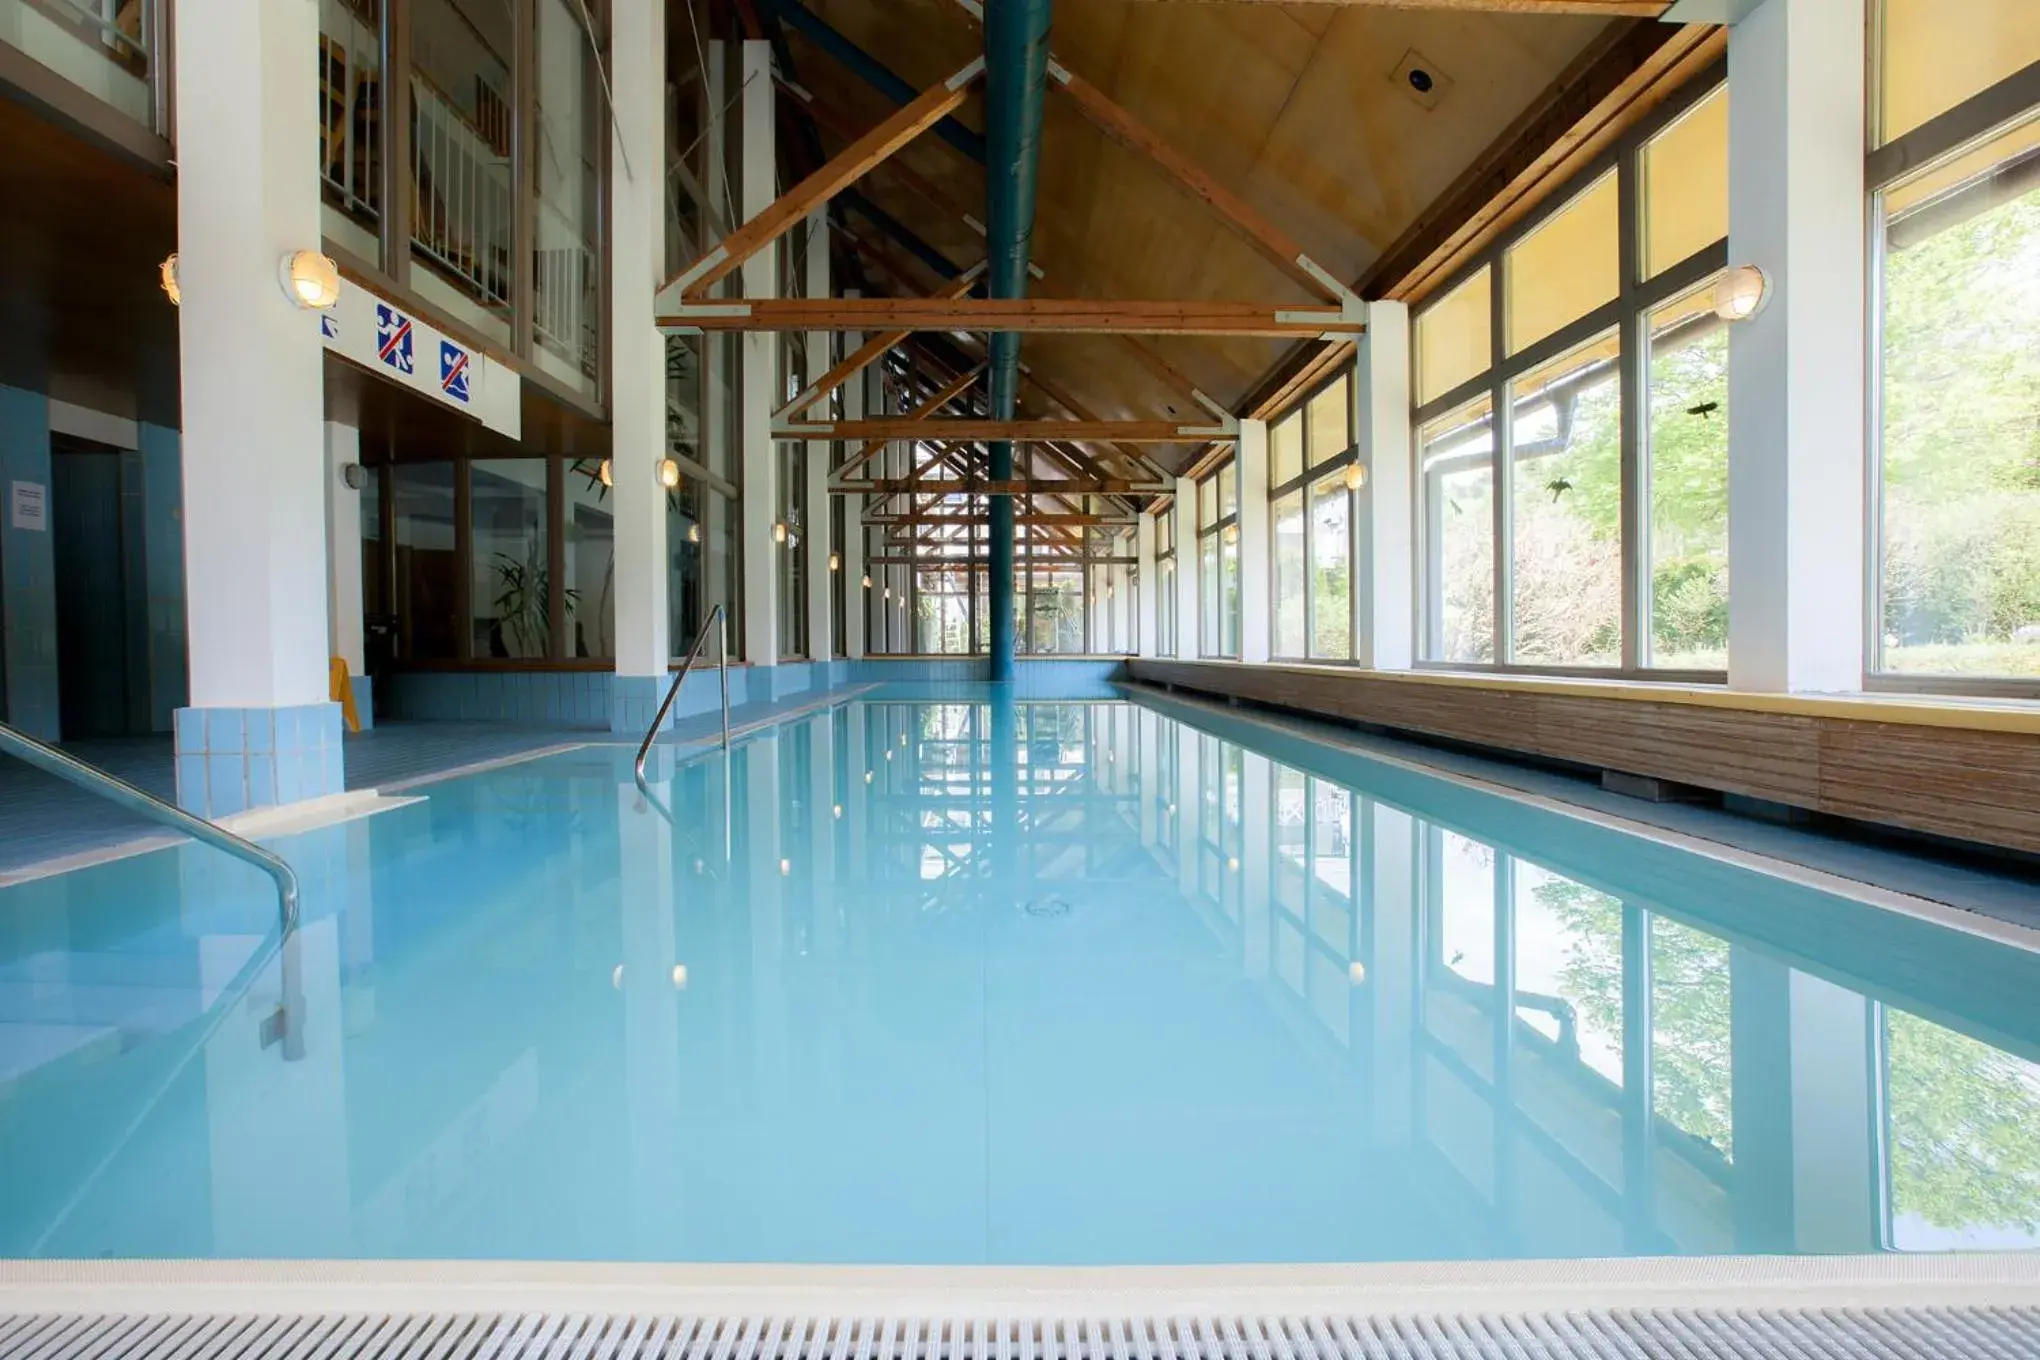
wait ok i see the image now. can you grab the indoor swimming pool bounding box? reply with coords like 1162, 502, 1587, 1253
3, 686, 2039, 1266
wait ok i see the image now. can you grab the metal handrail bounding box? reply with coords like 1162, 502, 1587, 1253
0, 720, 306, 1059
634, 604, 731, 788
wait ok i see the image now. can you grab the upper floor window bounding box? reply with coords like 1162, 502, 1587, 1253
1271, 374, 1357, 662
1197, 460, 1240, 659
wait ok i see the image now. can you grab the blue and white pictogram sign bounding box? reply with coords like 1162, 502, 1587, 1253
439, 340, 471, 403
321, 313, 339, 340
375, 303, 413, 375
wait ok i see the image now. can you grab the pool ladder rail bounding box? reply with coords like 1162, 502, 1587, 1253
634, 604, 731, 789
0, 720, 306, 1061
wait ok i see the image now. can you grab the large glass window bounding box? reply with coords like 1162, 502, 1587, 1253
1309, 474, 1352, 660
563, 460, 615, 658
1505, 171, 1619, 357
1874, 116, 2040, 680
1508, 331, 1622, 668
1156, 507, 1177, 657
1420, 398, 1496, 664
1197, 461, 1239, 659
531, 0, 603, 391
1269, 374, 1358, 662
1876, 0, 2040, 146
1412, 76, 1728, 677
1645, 282, 1730, 670
1416, 266, 1492, 406
1884, 1007, 2040, 1250
409, 0, 514, 345
470, 460, 549, 659
390, 462, 459, 661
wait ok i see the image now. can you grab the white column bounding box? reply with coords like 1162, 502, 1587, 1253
323, 422, 364, 679
1237, 419, 1270, 663
171, 0, 338, 815
1726, 0, 1867, 693
804, 210, 834, 663
843, 323, 867, 660
739, 39, 779, 669
701, 42, 731, 621
1135, 513, 1158, 657
1241, 753, 1271, 979
1173, 478, 1198, 659
610, 0, 669, 694
1367, 803, 1417, 1148
1357, 302, 1414, 671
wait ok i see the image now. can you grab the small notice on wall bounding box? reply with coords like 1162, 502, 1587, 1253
9, 481, 45, 531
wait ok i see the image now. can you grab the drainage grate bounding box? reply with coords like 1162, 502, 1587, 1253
5, 1310, 2040, 1360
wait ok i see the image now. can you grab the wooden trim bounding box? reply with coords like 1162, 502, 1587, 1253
1048, 62, 1348, 302
850, 477, 1154, 495
669, 59, 984, 296
799, 418, 1229, 445
865, 512, 1125, 526
380, 0, 414, 287
1120, 0, 1670, 13
836, 363, 986, 477
778, 271, 982, 420
1132, 659, 2040, 856
663, 297, 1368, 336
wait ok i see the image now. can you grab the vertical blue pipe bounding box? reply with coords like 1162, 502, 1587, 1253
984, 0, 1053, 683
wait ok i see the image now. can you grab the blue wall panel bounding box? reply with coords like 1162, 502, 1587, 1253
139, 423, 187, 733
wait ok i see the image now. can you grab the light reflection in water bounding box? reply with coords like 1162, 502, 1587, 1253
1, 694, 2038, 1262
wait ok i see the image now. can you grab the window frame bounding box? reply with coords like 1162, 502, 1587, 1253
1269, 372, 1361, 664
1862, 42, 2040, 699
1154, 502, 1179, 658
1197, 458, 1242, 660
1409, 68, 1729, 684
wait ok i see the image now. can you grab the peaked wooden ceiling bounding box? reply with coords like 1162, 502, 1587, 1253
768, 0, 1636, 468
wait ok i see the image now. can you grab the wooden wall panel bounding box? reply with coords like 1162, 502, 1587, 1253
1129, 660, 2040, 856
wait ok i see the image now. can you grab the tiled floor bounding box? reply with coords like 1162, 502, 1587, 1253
0, 687, 869, 879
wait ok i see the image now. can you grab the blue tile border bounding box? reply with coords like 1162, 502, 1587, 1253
173, 700, 346, 818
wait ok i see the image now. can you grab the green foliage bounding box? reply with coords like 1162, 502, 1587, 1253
1887, 1010, 2040, 1239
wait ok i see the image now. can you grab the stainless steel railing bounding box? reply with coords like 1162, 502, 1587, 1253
0, 720, 306, 1060
634, 604, 731, 791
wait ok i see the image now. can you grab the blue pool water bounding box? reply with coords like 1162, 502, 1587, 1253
4, 686, 2040, 1265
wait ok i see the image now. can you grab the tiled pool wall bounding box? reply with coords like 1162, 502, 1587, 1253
381, 659, 1130, 727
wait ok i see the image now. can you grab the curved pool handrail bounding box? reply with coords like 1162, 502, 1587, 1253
634, 603, 731, 788
0, 720, 301, 939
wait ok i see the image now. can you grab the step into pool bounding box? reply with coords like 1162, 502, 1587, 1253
2, 686, 2038, 1264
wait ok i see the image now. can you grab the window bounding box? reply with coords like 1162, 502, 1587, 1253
1505, 171, 1618, 356
1268, 374, 1358, 661
470, 460, 549, 658
390, 463, 459, 661
1197, 461, 1240, 658
563, 459, 615, 658
1411, 76, 1727, 677
1873, 115, 2040, 680
1876, 0, 2040, 146
1650, 918, 1733, 1166
1416, 266, 1492, 406
1508, 330, 1622, 668
1420, 398, 1496, 664
1641, 85, 1729, 279
1156, 508, 1178, 657
1645, 282, 1730, 670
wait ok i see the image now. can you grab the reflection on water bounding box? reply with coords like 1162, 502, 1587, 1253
3, 693, 2040, 1262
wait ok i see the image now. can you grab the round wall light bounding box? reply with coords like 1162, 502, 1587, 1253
687, 522, 701, 544
281, 250, 341, 310
340, 462, 368, 491
658, 457, 682, 489
598, 458, 614, 488
828, 551, 842, 572
1714, 264, 1771, 322
158, 253, 181, 307
861, 573, 873, 589
1344, 462, 1368, 493
773, 521, 789, 545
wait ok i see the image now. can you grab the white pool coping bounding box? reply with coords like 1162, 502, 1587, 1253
5, 1254, 2040, 1318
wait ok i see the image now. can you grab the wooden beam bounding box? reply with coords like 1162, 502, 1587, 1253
1121, 0, 1668, 12
776, 270, 982, 421
666, 298, 1366, 337
1046, 63, 1352, 304
667, 57, 985, 297
834, 363, 986, 481
794, 418, 1231, 444
848, 478, 1155, 495
865, 513, 1127, 527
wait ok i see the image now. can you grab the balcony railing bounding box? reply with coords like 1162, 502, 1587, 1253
2, 0, 156, 128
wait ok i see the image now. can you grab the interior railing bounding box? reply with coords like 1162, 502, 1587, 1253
634, 604, 730, 793
0, 721, 306, 1061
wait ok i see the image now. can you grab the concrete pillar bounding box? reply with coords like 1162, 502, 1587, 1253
1726, 0, 1867, 693
607, 0, 670, 732
700, 43, 732, 625
1136, 513, 1158, 657
1357, 302, 1413, 671
804, 210, 834, 664
171, 0, 340, 816
739, 39, 779, 670
1237, 419, 1270, 663
1173, 478, 1198, 661
843, 326, 867, 661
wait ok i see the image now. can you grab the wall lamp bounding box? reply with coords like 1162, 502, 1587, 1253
159, 254, 180, 306
1714, 264, 1771, 322
282, 250, 341, 310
